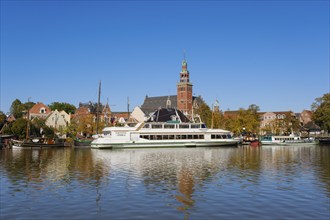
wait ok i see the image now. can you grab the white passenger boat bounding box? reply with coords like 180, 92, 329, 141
91, 108, 239, 149
260, 134, 315, 145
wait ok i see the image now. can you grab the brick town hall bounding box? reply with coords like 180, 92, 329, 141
131, 59, 203, 122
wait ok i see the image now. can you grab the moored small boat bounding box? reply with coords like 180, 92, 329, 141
260, 134, 315, 145
12, 138, 65, 149
73, 138, 92, 147
317, 138, 330, 145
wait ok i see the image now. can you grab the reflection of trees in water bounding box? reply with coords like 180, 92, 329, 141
226, 146, 262, 184
1, 148, 106, 190
314, 146, 330, 193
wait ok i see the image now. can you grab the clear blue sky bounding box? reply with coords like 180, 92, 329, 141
1, 0, 329, 114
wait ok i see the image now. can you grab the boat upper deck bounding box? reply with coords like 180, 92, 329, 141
102, 122, 231, 134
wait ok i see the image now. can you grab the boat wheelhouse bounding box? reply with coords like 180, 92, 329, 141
91, 108, 239, 149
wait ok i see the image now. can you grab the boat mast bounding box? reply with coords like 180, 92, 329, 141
96, 81, 101, 134
127, 96, 130, 122
211, 104, 214, 129
26, 97, 30, 141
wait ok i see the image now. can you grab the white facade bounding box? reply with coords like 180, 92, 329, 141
260, 112, 277, 128
45, 109, 70, 130
130, 106, 148, 122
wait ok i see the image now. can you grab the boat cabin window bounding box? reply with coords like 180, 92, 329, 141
103, 131, 111, 136
261, 136, 272, 141
211, 134, 230, 139
179, 124, 189, 129
201, 124, 207, 128
164, 124, 175, 129
151, 124, 162, 129
143, 124, 150, 129
127, 123, 137, 127
140, 134, 204, 140
191, 124, 200, 129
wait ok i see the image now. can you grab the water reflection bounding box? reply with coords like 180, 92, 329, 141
1, 145, 329, 219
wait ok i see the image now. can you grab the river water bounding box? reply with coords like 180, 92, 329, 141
1, 145, 329, 219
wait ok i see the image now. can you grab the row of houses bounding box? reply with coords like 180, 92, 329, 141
1, 59, 320, 137
1, 99, 319, 138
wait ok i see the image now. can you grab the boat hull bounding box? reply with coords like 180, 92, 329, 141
74, 139, 92, 147
12, 140, 65, 149
261, 140, 316, 146
91, 140, 239, 149
13, 143, 64, 149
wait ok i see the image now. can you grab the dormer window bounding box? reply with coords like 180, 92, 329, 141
40, 108, 46, 114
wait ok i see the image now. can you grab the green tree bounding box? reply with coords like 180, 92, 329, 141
0, 111, 6, 123
246, 104, 261, 134
212, 110, 224, 129
41, 126, 55, 138
195, 98, 212, 127
7, 118, 29, 139
312, 93, 330, 132
9, 99, 35, 119
49, 102, 76, 114
283, 112, 300, 134
10, 99, 24, 118
222, 104, 261, 135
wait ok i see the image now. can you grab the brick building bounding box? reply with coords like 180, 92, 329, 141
140, 59, 202, 119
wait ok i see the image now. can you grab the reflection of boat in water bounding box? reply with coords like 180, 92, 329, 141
260, 134, 315, 145
0, 135, 16, 149
12, 138, 65, 149
317, 138, 330, 145
91, 108, 239, 149
91, 147, 234, 172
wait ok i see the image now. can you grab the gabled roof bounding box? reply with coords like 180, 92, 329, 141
301, 121, 321, 131
223, 111, 239, 117
75, 106, 90, 115
258, 111, 295, 117
141, 95, 177, 115
112, 112, 130, 119
102, 103, 111, 114
78, 102, 104, 114
146, 108, 190, 123
301, 110, 313, 116
29, 102, 51, 114
141, 95, 203, 115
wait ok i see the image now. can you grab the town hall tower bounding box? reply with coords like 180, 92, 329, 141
177, 59, 193, 114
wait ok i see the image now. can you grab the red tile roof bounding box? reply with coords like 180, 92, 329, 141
29, 102, 51, 114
